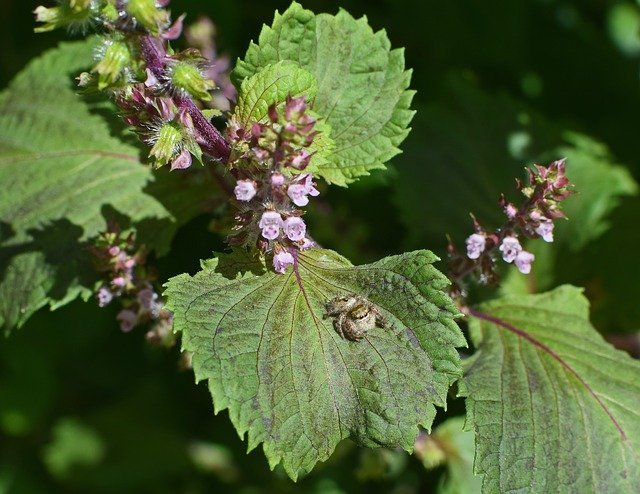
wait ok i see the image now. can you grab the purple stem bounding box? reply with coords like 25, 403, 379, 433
139, 35, 230, 162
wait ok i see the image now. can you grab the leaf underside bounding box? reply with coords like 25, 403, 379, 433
0, 40, 214, 333
461, 285, 640, 492
233, 1, 415, 186
165, 249, 465, 480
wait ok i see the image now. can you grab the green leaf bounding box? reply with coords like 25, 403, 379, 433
233, 61, 318, 126
0, 40, 214, 333
233, 2, 415, 186
554, 132, 637, 250
165, 249, 465, 480
416, 416, 482, 494
42, 418, 105, 479
461, 285, 640, 492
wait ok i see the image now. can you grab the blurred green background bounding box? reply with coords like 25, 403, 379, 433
1, 0, 639, 492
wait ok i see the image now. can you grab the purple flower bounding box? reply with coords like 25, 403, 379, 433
108, 246, 120, 257
117, 309, 138, 333
273, 251, 294, 273
515, 250, 535, 274
258, 211, 283, 240
300, 238, 315, 250
284, 217, 306, 241
287, 174, 319, 207
138, 287, 158, 311
465, 233, 486, 259
97, 287, 113, 307
112, 276, 127, 288
170, 148, 192, 170
290, 149, 311, 169
504, 203, 518, 219
234, 179, 257, 202
301, 173, 320, 197
499, 236, 522, 263
534, 218, 554, 242
271, 173, 285, 186
287, 184, 310, 206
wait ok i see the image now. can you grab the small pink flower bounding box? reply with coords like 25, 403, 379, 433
258, 211, 283, 240
117, 309, 138, 333
234, 179, 257, 202
465, 233, 486, 259
273, 251, 294, 273
499, 236, 522, 263
515, 250, 535, 274
535, 218, 554, 242
252, 147, 270, 161
301, 173, 320, 197
271, 173, 285, 186
108, 246, 120, 257
284, 217, 306, 241
97, 287, 113, 307
170, 148, 192, 170
138, 287, 158, 311
112, 276, 127, 288
300, 238, 315, 250
287, 184, 309, 207
287, 174, 319, 206
290, 149, 311, 169
504, 203, 518, 219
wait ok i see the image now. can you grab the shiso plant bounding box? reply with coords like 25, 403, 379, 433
0, 0, 638, 491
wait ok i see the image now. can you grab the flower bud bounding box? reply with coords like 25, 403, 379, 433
34, 3, 93, 33
93, 40, 131, 89
170, 62, 215, 101
149, 122, 183, 167
126, 0, 169, 35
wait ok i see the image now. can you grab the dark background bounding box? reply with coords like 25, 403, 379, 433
1, 0, 638, 492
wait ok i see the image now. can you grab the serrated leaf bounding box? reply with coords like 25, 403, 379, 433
233, 2, 415, 186
233, 61, 317, 126
165, 248, 465, 480
461, 285, 640, 492
0, 40, 214, 333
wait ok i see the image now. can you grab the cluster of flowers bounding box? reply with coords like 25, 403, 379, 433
91, 224, 173, 344
449, 159, 573, 294
36, 0, 232, 170
226, 96, 320, 273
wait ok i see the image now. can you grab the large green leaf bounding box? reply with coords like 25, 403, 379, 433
0, 40, 213, 333
233, 2, 415, 186
461, 285, 640, 492
165, 249, 465, 479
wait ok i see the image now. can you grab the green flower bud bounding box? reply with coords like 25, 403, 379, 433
149, 123, 183, 167
34, 2, 95, 33
126, 0, 168, 35
93, 40, 131, 89
69, 0, 94, 12
171, 62, 214, 102
100, 2, 118, 23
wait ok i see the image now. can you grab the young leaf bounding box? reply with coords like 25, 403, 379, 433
0, 40, 211, 333
165, 249, 465, 480
233, 61, 317, 126
233, 2, 415, 186
461, 285, 640, 492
